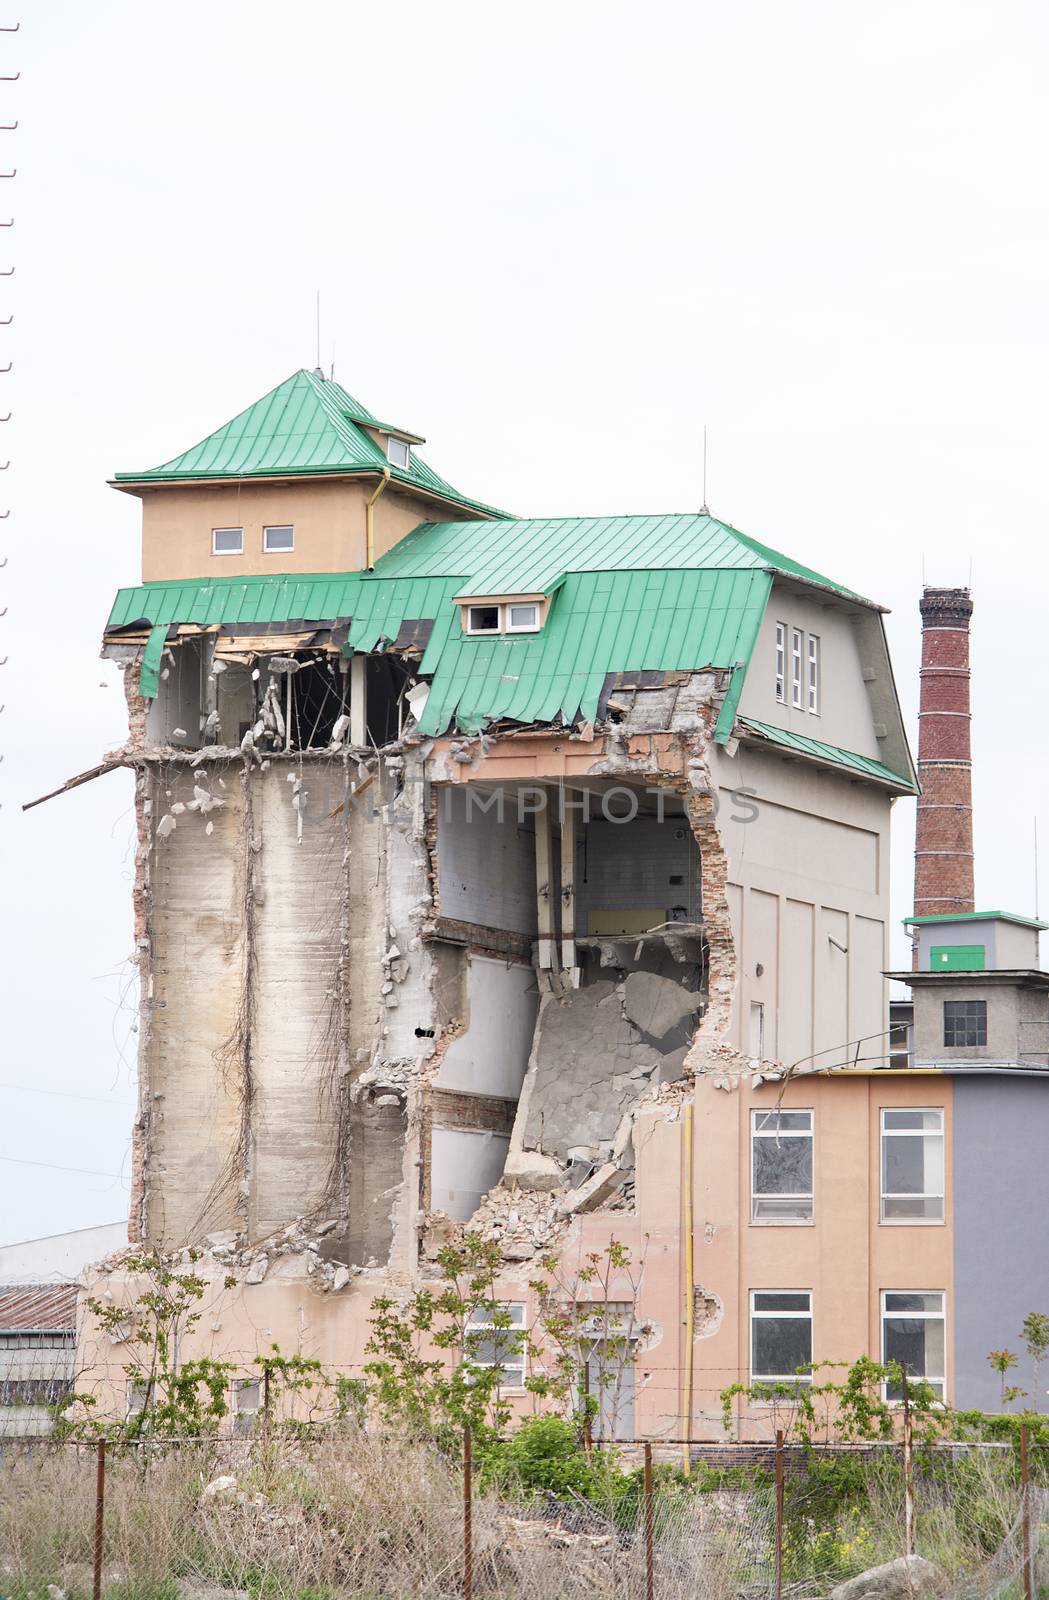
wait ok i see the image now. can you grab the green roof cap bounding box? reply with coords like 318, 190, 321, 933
903, 911, 1049, 930
111, 368, 505, 518
738, 716, 918, 793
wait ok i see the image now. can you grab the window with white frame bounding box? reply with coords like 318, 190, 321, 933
752, 1110, 813, 1222
233, 1377, 261, 1414
882, 1291, 945, 1400
464, 1302, 527, 1387
791, 628, 803, 707
212, 527, 243, 555
807, 634, 821, 713
881, 1108, 944, 1222
126, 1378, 154, 1418
263, 524, 294, 553
506, 602, 541, 632
466, 604, 501, 633
775, 622, 786, 702
750, 1291, 812, 1385
387, 435, 410, 469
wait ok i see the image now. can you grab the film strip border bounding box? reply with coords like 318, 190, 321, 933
0, 20, 15, 791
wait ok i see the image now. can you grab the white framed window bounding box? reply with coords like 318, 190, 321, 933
506, 602, 541, 632
807, 634, 820, 714
212, 527, 243, 556
464, 1302, 527, 1388
882, 1291, 945, 1400
387, 435, 410, 469
748, 1001, 765, 1060
232, 1378, 261, 1414
791, 628, 803, 707
775, 622, 786, 703
126, 1378, 153, 1418
263, 524, 294, 553
752, 1110, 813, 1223
881, 1108, 944, 1223
466, 604, 501, 634
750, 1290, 812, 1385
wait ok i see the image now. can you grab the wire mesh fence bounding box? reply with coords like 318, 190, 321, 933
1, 1426, 1048, 1600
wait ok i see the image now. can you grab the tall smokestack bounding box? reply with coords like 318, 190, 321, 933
913, 586, 975, 924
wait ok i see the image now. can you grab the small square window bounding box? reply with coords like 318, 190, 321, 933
466, 605, 501, 633
263, 524, 294, 553
387, 436, 410, 469
943, 999, 987, 1048
507, 603, 540, 632
212, 527, 243, 555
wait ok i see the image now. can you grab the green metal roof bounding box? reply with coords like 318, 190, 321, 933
369, 512, 880, 608
738, 716, 918, 793
111, 369, 505, 518
903, 911, 1049, 930
107, 566, 771, 736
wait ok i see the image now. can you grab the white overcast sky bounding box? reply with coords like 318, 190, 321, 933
2, 1, 1047, 1242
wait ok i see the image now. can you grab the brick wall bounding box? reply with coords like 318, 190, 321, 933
913, 588, 975, 919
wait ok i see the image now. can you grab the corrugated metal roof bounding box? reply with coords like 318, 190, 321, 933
370, 512, 879, 608
106, 567, 771, 736
111, 369, 505, 518
738, 716, 918, 793
0, 1284, 77, 1332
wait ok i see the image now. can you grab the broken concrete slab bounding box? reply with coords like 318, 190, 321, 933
622, 970, 701, 1040
556, 1162, 625, 1217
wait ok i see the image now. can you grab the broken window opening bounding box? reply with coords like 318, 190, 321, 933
365, 653, 416, 747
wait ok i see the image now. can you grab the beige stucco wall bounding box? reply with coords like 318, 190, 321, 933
739, 586, 882, 759
135, 478, 481, 583
711, 743, 892, 1071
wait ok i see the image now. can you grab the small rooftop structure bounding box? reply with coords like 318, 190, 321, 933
902, 911, 1047, 973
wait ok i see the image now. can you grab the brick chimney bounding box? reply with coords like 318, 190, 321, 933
913, 587, 975, 927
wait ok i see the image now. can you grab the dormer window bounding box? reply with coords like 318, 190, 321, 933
387, 436, 410, 469
466, 605, 501, 633
213, 527, 243, 555
461, 598, 546, 635
263, 524, 294, 553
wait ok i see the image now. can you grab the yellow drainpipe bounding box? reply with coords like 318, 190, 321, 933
365, 467, 391, 570
682, 1100, 695, 1474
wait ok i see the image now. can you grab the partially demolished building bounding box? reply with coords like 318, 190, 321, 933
67, 367, 950, 1435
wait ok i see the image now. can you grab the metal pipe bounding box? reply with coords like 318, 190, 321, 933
1022, 1422, 1033, 1600
92, 1440, 106, 1600
902, 1370, 915, 1558
643, 1441, 655, 1600
365, 467, 391, 570
775, 1430, 785, 1600
463, 1422, 473, 1600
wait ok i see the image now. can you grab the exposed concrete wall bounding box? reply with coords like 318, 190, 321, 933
435, 785, 537, 934
431, 1127, 510, 1221
953, 1075, 1049, 1409
436, 955, 537, 1099
575, 817, 699, 929
250, 763, 347, 1237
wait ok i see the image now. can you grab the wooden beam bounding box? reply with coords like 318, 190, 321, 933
22, 759, 126, 812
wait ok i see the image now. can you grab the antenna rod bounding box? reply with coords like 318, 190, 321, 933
1035, 817, 1040, 920
700, 425, 709, 515
315, 290, 321, 371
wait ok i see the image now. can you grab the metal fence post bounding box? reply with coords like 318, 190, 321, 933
463, 1422, 473, 1600
92, 1439, 106, 1600
643, 1440, 655, 1600
901, 1371, 915, 1558
775, 1429, 784, 1600
1021, 1422, 1033, 1600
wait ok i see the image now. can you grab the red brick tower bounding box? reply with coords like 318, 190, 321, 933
913, 587, 975, 928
